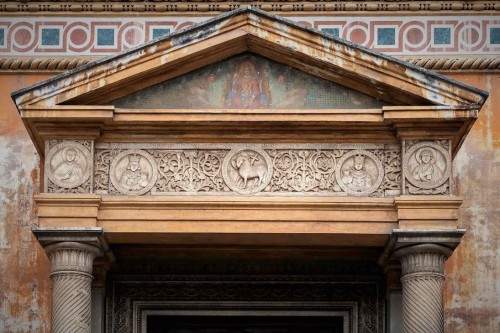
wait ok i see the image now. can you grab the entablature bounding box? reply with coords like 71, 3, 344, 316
11, 8, 486, 249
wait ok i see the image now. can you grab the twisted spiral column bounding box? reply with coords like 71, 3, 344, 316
396, 244, 452, 333
45, 242, 102, 333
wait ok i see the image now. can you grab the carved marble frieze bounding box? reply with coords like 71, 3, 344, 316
44, 140, 457, 197
45, 140, 93, 193
403, 140, 452, 195
91, 143, 401, 197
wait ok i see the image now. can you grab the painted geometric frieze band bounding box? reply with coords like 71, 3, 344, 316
1, 16, 499, 56
45, 139, 94, 193
403, 140, 451, 195
91, 143, 401, 197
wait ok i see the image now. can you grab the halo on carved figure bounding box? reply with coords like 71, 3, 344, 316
404, 141, 450, 190
415, 147, 437, 164
335, 150, 384, 196
46, 141, 91, 189
222, 146, 273, 195
110, 149, 158, 195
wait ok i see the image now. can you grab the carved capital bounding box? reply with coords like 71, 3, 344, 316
33, 228, 109, 333
386, 229, 464, 333
45, 242, 102, 276
395, 244, 452, 276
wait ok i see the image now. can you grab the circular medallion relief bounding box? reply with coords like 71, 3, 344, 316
404, 142, 450, 190
222, 147, 273, 195
110, 150, 158, 195
46, 141, 91, 189
335, 150, 384, 196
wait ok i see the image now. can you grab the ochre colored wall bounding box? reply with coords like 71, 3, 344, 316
0, 74, 52, 332
0, 72, 498, 332
445, 73, 500, 332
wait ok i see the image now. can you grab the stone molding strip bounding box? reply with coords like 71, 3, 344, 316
400, 56, 500, 71
0, 57, 96, 71
2, 56, 499, 72
0, 1, 498, 14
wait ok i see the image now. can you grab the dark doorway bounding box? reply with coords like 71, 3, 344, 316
147, 315, 344, 333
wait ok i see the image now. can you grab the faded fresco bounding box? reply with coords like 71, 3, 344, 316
112, 54, 387, 109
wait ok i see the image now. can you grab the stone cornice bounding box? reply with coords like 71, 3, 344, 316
0, 1, 498, 15
2, 56, 499, 72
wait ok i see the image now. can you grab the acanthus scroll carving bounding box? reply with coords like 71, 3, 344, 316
403, 140, 451, 195
153, 150, 226, 194
269, 149, 338, 192
92, 143, 401, 197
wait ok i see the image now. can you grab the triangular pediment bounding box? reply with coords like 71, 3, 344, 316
11, 7, 488, 157
111, 53, 388, 110
12, 7, 487, 109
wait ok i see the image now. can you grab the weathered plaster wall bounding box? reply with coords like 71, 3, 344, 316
0, 74, 51, 333
0, 72, 498, 332
445, 73, 500, 332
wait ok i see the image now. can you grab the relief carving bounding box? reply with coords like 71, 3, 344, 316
404, 141, 451, 195
222, 147, 273, 194
268, 149, 338, 192
45, 140, 92, 193
153, 150, 225, 194
336, 150, 384, 196
110, 150, 158, 195
94, 143, 401, 197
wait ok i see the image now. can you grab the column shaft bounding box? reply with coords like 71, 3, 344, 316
396, 244, 452, 333
402, 272, 445, 333
45, 242, 102, 333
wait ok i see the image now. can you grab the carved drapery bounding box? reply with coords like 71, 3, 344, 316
403, 140, 452, 195
395, 244, 453, 333
45, 139, 94, 193
44, 242, 102, 333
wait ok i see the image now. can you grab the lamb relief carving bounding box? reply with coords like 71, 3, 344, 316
91, 143, 402, 197
222, 147, 273, 194
404, 141, 451, 195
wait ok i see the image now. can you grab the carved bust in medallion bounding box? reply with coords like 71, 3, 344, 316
335, 150, 384, 196
46, 141, 92, 189
110, 150, 158, 195
404, 141, 450, 194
